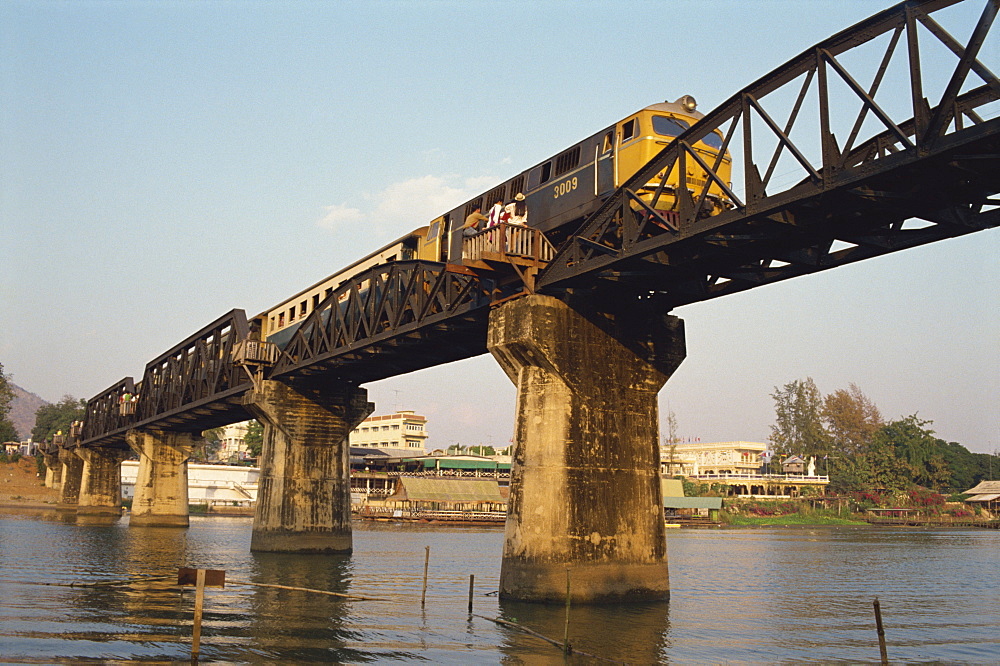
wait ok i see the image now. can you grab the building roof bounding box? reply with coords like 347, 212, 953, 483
963, 480, 1000, 495
388, 477, 505, 503
416, 456, 510, 470
664, 496, 723, 510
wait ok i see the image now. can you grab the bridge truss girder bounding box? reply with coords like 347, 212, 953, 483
80, 262, 494, 448
272, 260, 494, 385
537, 0, 1000, 303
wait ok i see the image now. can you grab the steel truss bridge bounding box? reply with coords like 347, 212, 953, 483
81, 0, 999, 449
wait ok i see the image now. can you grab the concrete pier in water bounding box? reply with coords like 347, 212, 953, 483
126, 429, 196, 527
42, 452, 62, 490
243, 379, 373, 553
58, 448, 84, 506
488, 293, 685, 604
76, 446, 128, 516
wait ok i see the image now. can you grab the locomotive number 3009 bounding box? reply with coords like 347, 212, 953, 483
553, 177, 578, 199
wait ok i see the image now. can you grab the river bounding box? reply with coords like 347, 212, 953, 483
1, 512, 998, 663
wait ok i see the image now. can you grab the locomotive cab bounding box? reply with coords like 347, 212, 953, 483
615, 97, 733, 218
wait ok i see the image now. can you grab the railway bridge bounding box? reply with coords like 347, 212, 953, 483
47, 0, 999, 603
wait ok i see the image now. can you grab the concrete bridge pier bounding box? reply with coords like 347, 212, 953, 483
126, 429, 197, 527
488, 293, 685, 604
76, 446, 128, 516
58, 447, 84, 506
42, 452, 62, 489
243, 379, 373, 553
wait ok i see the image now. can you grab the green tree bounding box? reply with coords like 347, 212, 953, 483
822, 383, 883, 456
877, 415, 951, 491
0, 362, 18, 441
769, 377, 829, 458
244, 420, 263, 458
194, 428, 224, 461
31, 396, 86, 442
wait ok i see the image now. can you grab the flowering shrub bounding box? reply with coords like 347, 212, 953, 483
907, 488, 945, 509
850, 491, 886, 510
943, 506, 974, 518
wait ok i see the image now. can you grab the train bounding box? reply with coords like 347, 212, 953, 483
254, 96, 732, 347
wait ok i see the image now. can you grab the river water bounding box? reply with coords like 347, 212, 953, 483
1, 512, 998, 663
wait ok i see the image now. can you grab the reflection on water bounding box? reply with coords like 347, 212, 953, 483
1, 516, 998, 663
498, 598, 671, 664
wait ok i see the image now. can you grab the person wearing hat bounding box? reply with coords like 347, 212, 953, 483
507, 192, 527, 226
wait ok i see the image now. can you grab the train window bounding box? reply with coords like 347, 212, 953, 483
701, 131, 724, 149
652, 115, 690, 137
510, 175, 525, 196
621, 118, 637, 143
603, 131, 613, 152
288, 307, 295, 323
299, 301, 307, 316
464, 199, 484, 218
427, 220, 440, 241
486, 185, 506, 206
312, 294, 320, 309
554, 146, 580, 176
540, 162, 551, 183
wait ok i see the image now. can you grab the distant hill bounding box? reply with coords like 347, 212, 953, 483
9, 384, 48, 441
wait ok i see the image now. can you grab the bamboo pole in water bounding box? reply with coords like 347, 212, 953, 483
421, 545, 430, 608
873, 597, 888, 664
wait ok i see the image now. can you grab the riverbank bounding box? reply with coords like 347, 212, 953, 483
0, 457, 59, 505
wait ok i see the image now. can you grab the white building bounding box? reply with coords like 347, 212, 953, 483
216, 421, 251, 461
120, 460, 259, 507
349, 410, 428, 457
660, 441, 767, 476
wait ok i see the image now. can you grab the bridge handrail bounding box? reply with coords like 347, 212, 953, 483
463, 223, 556, 264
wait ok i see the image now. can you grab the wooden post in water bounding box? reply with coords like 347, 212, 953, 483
421, 546, 430, 608
177, 567, 225, 661
873, 597, 888, 664
192, 568, 206, 659
468, 574, 475, 613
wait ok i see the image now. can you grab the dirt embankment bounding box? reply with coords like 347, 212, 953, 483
1, 458, 61, 505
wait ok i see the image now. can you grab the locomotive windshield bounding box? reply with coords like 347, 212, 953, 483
652, 115, 690, 137
701, 131, 724, 149
654, 114, 725, 150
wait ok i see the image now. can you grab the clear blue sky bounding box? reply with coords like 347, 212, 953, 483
2, 1, 997, 453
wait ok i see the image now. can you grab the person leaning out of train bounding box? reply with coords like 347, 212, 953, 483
505, 193, 527, 225
462, 206, 487, 237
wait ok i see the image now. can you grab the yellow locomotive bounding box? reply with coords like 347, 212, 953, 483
256, 97, 731, 346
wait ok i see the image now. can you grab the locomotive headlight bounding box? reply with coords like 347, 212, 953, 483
674, 95, 698, 113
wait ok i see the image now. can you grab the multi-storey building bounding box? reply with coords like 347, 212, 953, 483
349, 410, 428, 457
216, 421, 250, 461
